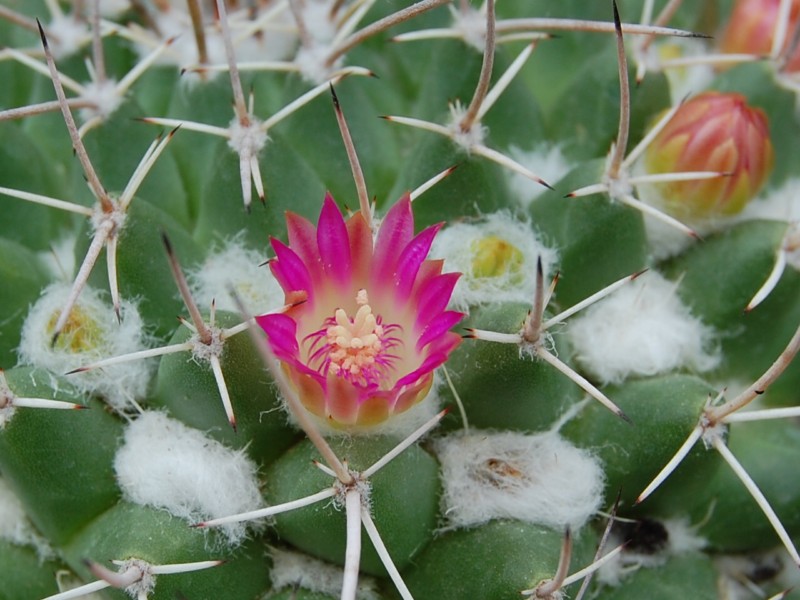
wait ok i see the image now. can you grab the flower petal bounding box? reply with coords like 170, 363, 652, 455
414, 272, 461, 331
346, 211, 373, 285
290, 366, 327, 418
326, 375, 361, 425
394, 224, 443, 300
256, 313, 300, 359
416, 310, 465, 351
393, 374, 434, 415
395, 335, 460, 388
286, 211, 321, 272
270, 238, 313, 300
413, 258, 444, 294
317, 193, 352, 286
355, 392, 392, 426
371, 194, 414, 287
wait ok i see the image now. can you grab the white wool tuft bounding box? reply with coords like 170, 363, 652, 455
114, 411, 263, 546
295, 43, 341, 85
187, 237, 284, 314
737, 178, 800, 223
140, 10, 225, 78
450, 5, 486, 52
434, 431, 604, 530
270, 547, 381, 599
507, 145, 572, 208
597, 517, 707, 587
0, 478, 54, 559
641, 211, 697, 261
46, 15, 90, 59
430, 211, 558, 311
661, 517, 707, 554
301, 0, 339, 45
17, 284, 153, 412
446, 101, 487, 150
566, 271, 720, 385
227, 116, 269, 157
634, 166, 725, 261
79, 79, 123, 122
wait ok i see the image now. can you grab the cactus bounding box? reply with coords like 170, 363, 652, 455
1, 0, 800, 598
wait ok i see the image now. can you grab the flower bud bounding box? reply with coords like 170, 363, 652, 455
643, 92, 774, 219
720, 0, 800, 71
470, 236, 524, 281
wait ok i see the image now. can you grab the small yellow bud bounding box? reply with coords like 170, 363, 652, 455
471, 236, 524, 281
47, 307, 103, 352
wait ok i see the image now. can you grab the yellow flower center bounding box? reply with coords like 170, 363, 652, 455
306, 290, 401, 388
326, 302, 385, 378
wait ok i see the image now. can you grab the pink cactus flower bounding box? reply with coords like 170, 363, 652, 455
257, 194, 463, 429
643, 92, 774, 219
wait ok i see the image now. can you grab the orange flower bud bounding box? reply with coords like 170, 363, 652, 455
720, 0, 800, 71
643, 92, 774, 219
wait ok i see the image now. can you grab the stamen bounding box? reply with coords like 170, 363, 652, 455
306, 291, 400, 386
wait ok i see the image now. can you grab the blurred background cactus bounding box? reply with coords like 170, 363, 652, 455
1, 0, 800, 598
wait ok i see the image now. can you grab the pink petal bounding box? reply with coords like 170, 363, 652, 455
416, 310, 464, 351
317, 193, 352, 286
371, 194, 414, 287
356, 392, 393, 426
289, 366, 327, 418
326, 375, 360, 425
395, 338, 459, 388
256, 313, 300, 358
286, 211, 320, 268
346, 211, 373, 285
414, 272, 460, 330
394, 224, 442, 300
423, 330, 462, 358
270, 238, 313, 299
393, 373, 434, 414
412, 259, 444, 296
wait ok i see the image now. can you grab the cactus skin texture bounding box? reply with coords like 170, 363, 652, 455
0, 1, 800, 599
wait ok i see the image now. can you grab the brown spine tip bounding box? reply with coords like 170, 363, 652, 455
36, 18, 48, 49
612, 0, 622, 34
330, 83, 341, 111
161, 231, 174, 255
617, 408, 634, 426
538, 178, 555, 191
